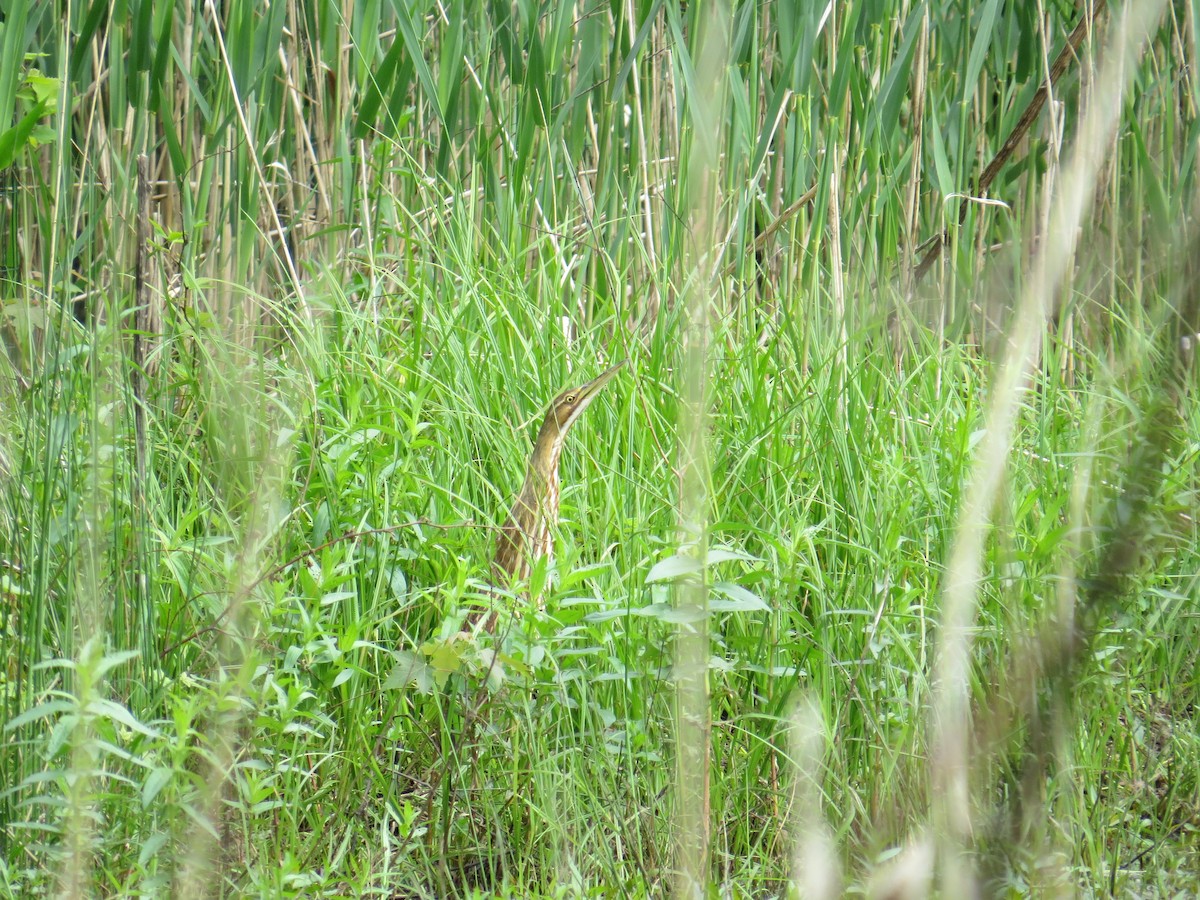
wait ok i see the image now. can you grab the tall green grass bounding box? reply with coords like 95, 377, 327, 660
1, 0, 1198, 895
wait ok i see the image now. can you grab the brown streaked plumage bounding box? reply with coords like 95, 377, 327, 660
468, 361, 624, 632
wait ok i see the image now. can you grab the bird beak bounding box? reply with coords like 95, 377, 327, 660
579, 360, 625, 399
557, 360, 625, 429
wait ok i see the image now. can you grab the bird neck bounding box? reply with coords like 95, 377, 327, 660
529, 422, 565, 483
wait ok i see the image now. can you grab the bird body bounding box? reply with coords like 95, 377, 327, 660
470, 361, 623, 632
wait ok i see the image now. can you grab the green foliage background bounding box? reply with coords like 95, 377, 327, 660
0, 0, 1197, 895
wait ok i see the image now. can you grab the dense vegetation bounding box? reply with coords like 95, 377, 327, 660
1, 0, 1197, 895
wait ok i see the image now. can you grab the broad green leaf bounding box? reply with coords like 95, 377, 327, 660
4, 699, 76, 731
707, 547, 760, 565
646, 554, 702, 583
142, 768, 173, 808
381, 652, 434, 696
631, 602, 706, 624
0, 101, 49, 171
85, 699, 161, 738
709, 581, 769, 612
962, 0, 1003, 112
928, 103, 953, 203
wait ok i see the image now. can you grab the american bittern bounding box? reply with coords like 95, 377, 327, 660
467, 361, 624, 632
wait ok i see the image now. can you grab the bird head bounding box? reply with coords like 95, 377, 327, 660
530, 361, 624, 473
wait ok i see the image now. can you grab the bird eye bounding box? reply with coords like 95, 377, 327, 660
565, 394, 576, 403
